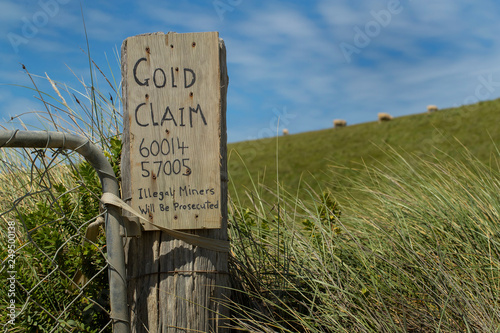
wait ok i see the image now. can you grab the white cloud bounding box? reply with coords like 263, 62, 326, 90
237, 5, 319, 40
0, 68, 31, 86
0, 88, 44, 129
139, 3, 220, 32
317, 1, 366, 27
82, 8, 144, 42
0, 2, 28, 27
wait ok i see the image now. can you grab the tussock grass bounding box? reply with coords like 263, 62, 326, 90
0, 52, 120, 331
0, 51, 122, 213
227, 149, 500, 332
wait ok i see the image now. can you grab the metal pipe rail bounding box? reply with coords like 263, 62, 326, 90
0, 130, 130, 333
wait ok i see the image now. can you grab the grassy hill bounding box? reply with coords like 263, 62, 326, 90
226, 98, 500, 332
227, 98, 500, 207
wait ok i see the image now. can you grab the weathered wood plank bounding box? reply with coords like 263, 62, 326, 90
123, 232, 161, 332
123, 31, 223, 231
122, 32, 229, 332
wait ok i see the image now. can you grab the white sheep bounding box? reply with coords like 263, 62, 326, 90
427, 105, 438, 112
282, 128, 289, 136
378, 112, 393, 122
333, 119, 347, 128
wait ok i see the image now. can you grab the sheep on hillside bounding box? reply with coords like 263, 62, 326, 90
378, 112, 393, 122
333, 119, 347, 128
282, 128, 289, 136
427, 105, 438, 112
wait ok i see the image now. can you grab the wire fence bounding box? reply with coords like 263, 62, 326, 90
0, 131, 129, 332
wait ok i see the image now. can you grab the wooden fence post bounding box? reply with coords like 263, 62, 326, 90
121, 31, 229, 332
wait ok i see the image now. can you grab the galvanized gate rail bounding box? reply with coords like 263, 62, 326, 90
0, 130, 130, 333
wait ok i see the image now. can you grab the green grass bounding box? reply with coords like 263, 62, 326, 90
227, 150, 500, 332
228, 99, 500, 208
226, 99, 500, 332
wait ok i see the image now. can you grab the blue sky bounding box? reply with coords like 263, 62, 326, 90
1, 0, 500, 143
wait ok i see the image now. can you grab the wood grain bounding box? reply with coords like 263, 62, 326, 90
122, 32, 229, 332
123, 31, 222, 231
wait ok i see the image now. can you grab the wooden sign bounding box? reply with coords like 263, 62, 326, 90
121, 32, 226, 230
